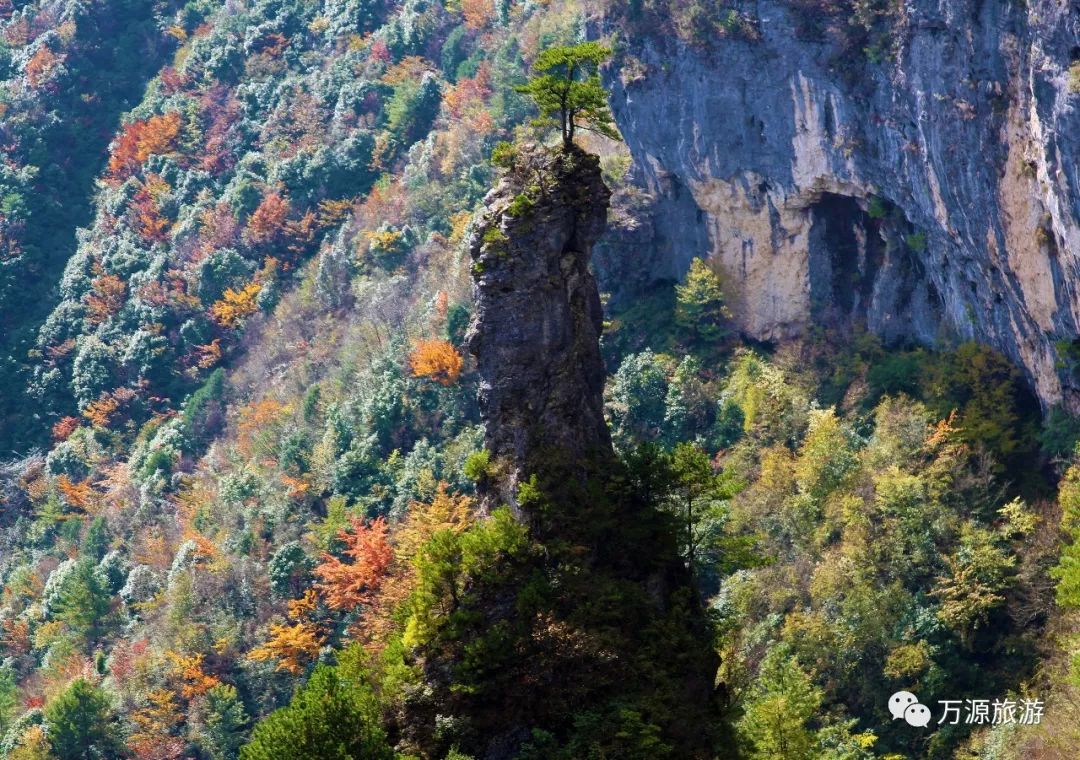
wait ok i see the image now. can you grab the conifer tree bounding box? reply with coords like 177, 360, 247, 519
675, 258, 731, 344
515, 42, 618, 148
44, 679, 121, 760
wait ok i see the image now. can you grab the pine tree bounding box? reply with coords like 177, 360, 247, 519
52, 559, 111, 645
240, 657, 392, 760
515, 42, 618, 148
0, 665, 19, 736
44, 679, 121, 760
670, 442, 717, 573
202, 684, 250, 760
675, 258, 731, 344
737, 647, 822, 760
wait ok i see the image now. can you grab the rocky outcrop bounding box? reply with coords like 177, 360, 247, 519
466, 145, 613, 503
600, 0, 1080, 409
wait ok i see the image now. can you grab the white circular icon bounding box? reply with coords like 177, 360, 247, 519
903, 703, 932, 727
888, 691, 919, 720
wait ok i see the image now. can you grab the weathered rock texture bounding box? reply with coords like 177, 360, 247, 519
466, 146, 613, 501
599, 0, 1080, 409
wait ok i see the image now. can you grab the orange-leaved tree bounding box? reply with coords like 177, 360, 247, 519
127, 689, 185, 759
246, 192, 290, 245
82, 394, 121, 427
248, 590, 325, 674
356, 485, 474, 651
107, 112, 182, 180
84, 273, 127, 325
167, 651, 221, 700
210, 281, 262, 328
314, 517, 393, 610
409, 339, 463, 386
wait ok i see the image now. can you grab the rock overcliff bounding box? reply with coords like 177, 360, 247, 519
599, 0, 1080, 409
466, 145, 613, 503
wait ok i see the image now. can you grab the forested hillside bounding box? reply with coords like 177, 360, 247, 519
0, 0, 182, 452
0, 0, 1078, 758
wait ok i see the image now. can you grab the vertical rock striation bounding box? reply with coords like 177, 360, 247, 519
466, 145, 613, 504
598, 0, 1080, 409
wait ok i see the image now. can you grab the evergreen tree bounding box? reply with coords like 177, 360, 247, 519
675, 258, 731, 344
83, 517, 109, 561
52, 559, 111, 645
202, 684, 250, 760
0, 665, 18, 736
44, 679, 120, 760
607, 350, 670, 449
737, 647, 822, 760
241, 656, 392, 760
670, 442, 717, 573
515, 42, 618, 147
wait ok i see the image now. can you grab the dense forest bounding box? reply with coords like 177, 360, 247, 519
0, 0, 1079, 758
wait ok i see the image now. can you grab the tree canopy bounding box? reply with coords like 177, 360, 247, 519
516, 42, 619, 147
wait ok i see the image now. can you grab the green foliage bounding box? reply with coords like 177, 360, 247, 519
241, 657, 393, 760
268, 542, 314, 598
0, 0, 180, 454
462, 449, 492, 484
404, 508, 531, 650
202, 684, 251, 760
866, 195, 888, 219
933, 522, 1019, 642
515, 42, 619, 147
83, 517, 109, 561
0, 665, 19, 737
905, 230, 927, 252
0, 710, 44, 758
0, 1, 1061, 757
669, 442, 719, 571
1052, 462, 1080, 608
1039, 404, 1080, 458
705, 343, 1046, 756
44, 679, 121, 760
506, 192, 535, 217
490, 141, 517, 169
675, 258, 731, 344
182, 368, 227, 452
446, 303, 471, 346
386, 73, 443, 149
607, 350, 671, 449
862, 341, 1040, 478
737, 646, 822, 760
50, 559, 112, 645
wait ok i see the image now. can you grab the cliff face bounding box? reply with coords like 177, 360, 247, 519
466, 146, 613, 500
602, 0, 1080, 408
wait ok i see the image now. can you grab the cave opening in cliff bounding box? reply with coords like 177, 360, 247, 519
808, 193, 883, 322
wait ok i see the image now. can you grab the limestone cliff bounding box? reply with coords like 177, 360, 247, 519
599, 0, 1080, 409
466, 145, 613, 503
